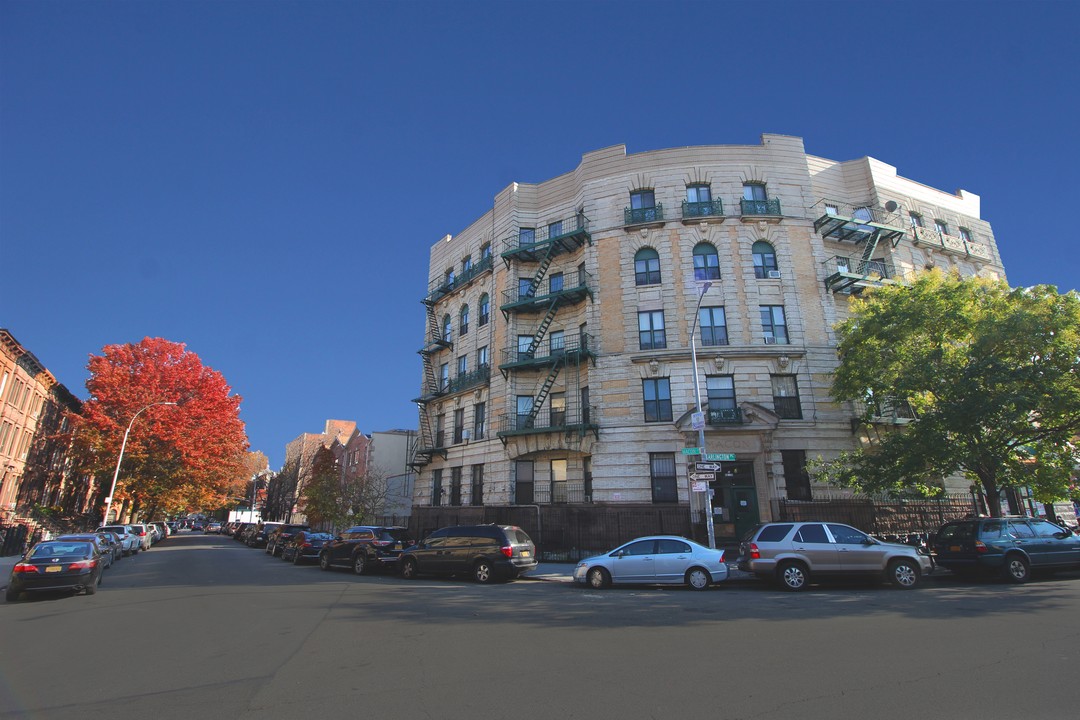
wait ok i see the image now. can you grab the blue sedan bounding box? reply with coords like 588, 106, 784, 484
573, 535, 729, 590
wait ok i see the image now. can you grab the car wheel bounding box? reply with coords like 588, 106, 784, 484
686, 567, 711, 590
587, 566, 611, 589
319, 554, 331, 571
473, 560, 494, 584
888, 559, 921, 589
353, 554, 368, 576
1003, 554, 1030, 583
778, 561, 809, 591
292, 551, 302, 565
400, 557, 418, 579
85, 576, 99, 595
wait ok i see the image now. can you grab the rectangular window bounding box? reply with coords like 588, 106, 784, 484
643, 378, 673, 422
548, 220, 563, 239
519, 227, 536, 247
781, 450, 812, 501
650, 453, 678, 503
516, 395, 534, 430
450, 467, 462, 506
743, 183, 767, 201
551, 459, 568, 503
473, 402, 486, 440
518, 277, 534, 299
699, 306, 728, 346
771, 375, 802, 419
630, 190, 655, 209
515, 460, 534, 504
583, 456, 593, 501
581, 386, 591, 425
432, 469, 443, 507
934, 219, 949, 235
550, 329, 565, 354
470, 465, 484, 506
706, 375, 737, 424
959, 227, 972, 242
457, 355, 467, 376
549, 272, 564, 294
518, 334, 534, 361
439, 363, 449, 391
550, 392, 566, 427
453, 409, 464, 444
0, 422, 11, 456
435, 414, 445, 448
479, 296, 490, 326
477, 345, 489, 368
638, 310, 667, 350
909, 212, 923, 228
462, 255, 472, 273
760, 305, 789, 345
686, 185, 711, 203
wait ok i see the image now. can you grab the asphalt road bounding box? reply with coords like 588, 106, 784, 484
2, 533, 1079, 720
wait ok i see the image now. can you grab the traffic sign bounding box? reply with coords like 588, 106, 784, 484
694, 462, 721, 472
705, 453, 736, 462
681, 447, 703, 455
688, 472, 715, 482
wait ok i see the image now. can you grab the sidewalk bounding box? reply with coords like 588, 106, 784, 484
0, 554, 20, 590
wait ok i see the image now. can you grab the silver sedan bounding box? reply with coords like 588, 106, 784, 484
573, 535, 729, 590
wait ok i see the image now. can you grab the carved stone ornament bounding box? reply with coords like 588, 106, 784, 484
712, 356, 725, 372
777, 355, 790, 369
640, 227, 649, 239
474, 389, 483, 401
757, 221, 768, 234
455, 395, 462, 408
649, 359, 660, 376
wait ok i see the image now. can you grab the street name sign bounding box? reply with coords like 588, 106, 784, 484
681, 447, 703, 455
705, 453, 737, 462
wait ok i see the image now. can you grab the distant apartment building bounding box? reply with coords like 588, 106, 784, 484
0, 329, 93, 522
412, 135, 1006, 543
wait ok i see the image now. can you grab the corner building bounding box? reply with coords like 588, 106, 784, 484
412, 134, 1005, 547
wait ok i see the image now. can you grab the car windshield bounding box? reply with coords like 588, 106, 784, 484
31, 543, 90, 558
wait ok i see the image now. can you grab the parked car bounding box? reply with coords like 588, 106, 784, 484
6, 540, 105, 601
54, 535, 114, 569
399, 525, 537, 583
266, 524, 310, 556
318, 525, 413, 575
281, 531, 334, 565
94, 531, 125, 562
933, 517, 1080, 582
98, 525, 139, 556
149, 521, 170, 540
128, 524, 153, 551
737, 521, 932, 590
145, 523, 163, 544
204, 522, 222, 534
234, 523, 256, 543
247, 522, 282, 549
573, 535, 728, 590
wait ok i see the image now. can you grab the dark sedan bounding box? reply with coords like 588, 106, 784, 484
6, 541, 105, 601
281, 531, 334, 565
54, 534, 116, 568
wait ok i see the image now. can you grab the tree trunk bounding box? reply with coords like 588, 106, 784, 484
980, 473, 1003, 517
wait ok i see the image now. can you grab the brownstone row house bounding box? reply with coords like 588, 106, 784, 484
1, 329, 97, 529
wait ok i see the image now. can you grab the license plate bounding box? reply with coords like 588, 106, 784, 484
950, 546, 961, 552
521, 550, 530, 557
45, 565, 62, 573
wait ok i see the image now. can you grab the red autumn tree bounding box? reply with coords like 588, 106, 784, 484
72, 337, 249, 520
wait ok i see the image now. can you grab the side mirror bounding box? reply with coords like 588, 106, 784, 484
1054, 531, 1071, 540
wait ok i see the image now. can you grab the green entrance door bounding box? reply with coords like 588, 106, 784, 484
731, 486, 759, 540
709, 461, 760, 540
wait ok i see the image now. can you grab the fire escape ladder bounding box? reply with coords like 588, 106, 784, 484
425, 303, 441, 343
527, 300, 560, 355
856, 230, 882, 275
528, 354, 566, 425
412, 403, 434, 468
526, 242, 558, 298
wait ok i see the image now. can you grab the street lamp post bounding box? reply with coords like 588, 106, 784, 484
102, 401, 177, 527
690, 281, 716, 549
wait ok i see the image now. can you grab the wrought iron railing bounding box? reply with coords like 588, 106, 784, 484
624, 203, 664, 225
497, 405, 598, 436
501, 332, 595, 367
681, 199, 724, 219
501, 268, 593, 307
740, 198, 782, 216
446, 365, 491, 395
425, 254, 494, 304
532, 481, 591, 504
773, 396, 802, 420
824, 255, 896, 280
503, 213, 590, 254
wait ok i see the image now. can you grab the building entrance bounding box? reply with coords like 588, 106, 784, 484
709, 461, 759, 540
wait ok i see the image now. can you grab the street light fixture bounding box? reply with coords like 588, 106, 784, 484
102, 401, 177, 527
690, 281, 717, 549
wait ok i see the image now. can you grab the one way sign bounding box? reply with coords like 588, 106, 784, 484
694, 462, 721, 472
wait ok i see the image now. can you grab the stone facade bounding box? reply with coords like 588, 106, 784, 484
412, 135, 1006, 541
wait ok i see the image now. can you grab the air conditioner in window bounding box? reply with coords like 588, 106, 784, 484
767, 270, 783, 279
763, 334, 776, 344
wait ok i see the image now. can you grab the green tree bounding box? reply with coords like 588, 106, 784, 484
814, 271, 1080, 517
300, 447, 389, 532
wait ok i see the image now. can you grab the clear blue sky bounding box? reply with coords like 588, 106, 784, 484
3, 0, 1078, 468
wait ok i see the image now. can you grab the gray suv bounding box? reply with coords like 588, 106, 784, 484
399, 525, 537, 583
737, 521, 933, 590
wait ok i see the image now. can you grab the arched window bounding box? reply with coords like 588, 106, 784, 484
634, 247, 661, 286
478, 293, 490, 326
753, 241, 778, 279
693, 242, 720, 280
441, 314, 452, 342
459, 305, 470, 336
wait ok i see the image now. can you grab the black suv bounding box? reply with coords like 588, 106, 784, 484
933, 517, 1080, 582
398, 525, 537, 583
266, 524, 311, 556
318, 526, 413, 575
246, 522, 282, 549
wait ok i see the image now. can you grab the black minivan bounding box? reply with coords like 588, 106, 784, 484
399, 525, 537, 583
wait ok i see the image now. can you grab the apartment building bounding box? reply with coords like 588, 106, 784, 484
411, 135, 1005, 543
0, 329, 91, 522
